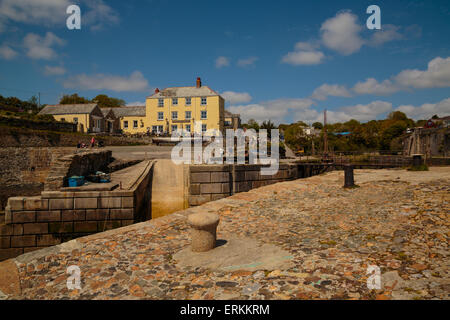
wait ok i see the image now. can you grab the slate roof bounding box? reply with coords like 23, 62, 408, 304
224, 110, 240, 118
148, 86, 221, 99
111, 106, 146, 117
38, 104, 98, 115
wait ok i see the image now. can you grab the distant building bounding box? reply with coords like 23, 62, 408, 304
109, 106, 147, 134
146, 77, 224, 135
224, 110, 241, 130
38, 103, 104, 133
101, 108, 120, 134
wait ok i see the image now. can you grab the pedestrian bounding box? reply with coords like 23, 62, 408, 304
91, 136, 95, 148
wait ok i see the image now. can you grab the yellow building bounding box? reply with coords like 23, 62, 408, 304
146, 78, 224, 135
110, 106, 147, 134
38, 104, 105, 133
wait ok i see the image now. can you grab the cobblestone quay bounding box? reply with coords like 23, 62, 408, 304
0, 168, 448, 300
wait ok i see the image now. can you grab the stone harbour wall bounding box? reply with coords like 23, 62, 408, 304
0, 160, 155, 261
188, 163, 329, 206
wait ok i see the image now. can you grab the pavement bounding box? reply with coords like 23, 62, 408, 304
105, 145, 174, 160
0, 167, 448, 300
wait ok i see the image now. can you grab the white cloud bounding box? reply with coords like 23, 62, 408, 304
126, 101, 146, 106
0, 44, 17, 59
44, 65, 66, 76
237, 56, 258, 67
23, 32, 65, 60
312, 56, 450, 101
221, 91, 252, 104
369, 24, 403, 46
228, 98, 314, 124
83, 0, 120, 31
282, 50, 325, 65
394, 57, 450, 89
340, 101, 393, 122
311, 84, 352, 100
352, 78, 400, 95
0, 0, 118, 32
396, 98, 450, 120
63, 71, 149, 92
320, 11, 364, 55
0, 0, 70, 28
215, 56, 230, 68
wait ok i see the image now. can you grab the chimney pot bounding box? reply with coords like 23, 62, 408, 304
154, 88, 160, 93
196, 77, 201, 88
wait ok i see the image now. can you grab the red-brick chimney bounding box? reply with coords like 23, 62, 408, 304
154, 88, 160, 93
196, 77, 201, 88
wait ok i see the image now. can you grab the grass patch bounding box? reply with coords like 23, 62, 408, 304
407, 164, 429, 171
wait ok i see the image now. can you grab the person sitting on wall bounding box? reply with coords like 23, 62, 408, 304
90, 136, 95, 148
77, 141, 81, 148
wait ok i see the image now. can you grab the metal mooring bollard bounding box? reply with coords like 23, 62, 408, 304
412, 154, 423, 167
187, 212, 220, 252
344, 165, 355, 188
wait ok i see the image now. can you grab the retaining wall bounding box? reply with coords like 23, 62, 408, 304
0, 160, 154, 261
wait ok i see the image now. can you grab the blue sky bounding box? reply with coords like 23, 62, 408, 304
0, 0, 449, 124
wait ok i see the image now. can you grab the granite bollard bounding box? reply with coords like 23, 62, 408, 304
187, 212, 220, 252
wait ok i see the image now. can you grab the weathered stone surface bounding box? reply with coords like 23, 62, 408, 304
12, 211, 35, 223
110, 209, 133, 220
36, 210, 60, 222
74, 198, 98, 209
191, 172, 210, 183
11, 235, 35, 248
188, 212, 219, 252
49, 198, 73, 210
23, 223, 48, 235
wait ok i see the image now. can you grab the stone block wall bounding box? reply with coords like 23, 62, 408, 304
0, 147, 73, 210
45, 150, 112, 191
0, 190, 136, 261
188, 163, 301, 207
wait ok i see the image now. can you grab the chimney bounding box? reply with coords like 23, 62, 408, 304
196, 77, 201, 88
154, 88, 160, 93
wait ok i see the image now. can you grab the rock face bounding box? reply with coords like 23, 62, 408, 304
187, 212, 219, 252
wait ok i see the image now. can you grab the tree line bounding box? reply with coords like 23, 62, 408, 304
242, 111, 441, 153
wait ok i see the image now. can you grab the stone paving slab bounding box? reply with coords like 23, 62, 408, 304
0, 167, 449, 300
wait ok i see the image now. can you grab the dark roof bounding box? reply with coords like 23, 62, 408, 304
38, 104, 98, 115
111, 106, 146, 117
224, 110, 240, 118
148, 86, 221, 99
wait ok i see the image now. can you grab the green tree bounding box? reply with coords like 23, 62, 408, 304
312, 122, 323, 130
243, 119, 260, 130
92, 94, 125, 108
59, 93, 91, 104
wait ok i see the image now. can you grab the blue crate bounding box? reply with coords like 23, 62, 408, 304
68, 176, 85, 187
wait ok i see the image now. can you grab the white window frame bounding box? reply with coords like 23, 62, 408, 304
172, 98, 178, 105
172, 111, 178, 120
185, 97, 191, 106
201, 97, 207, 105
157, 112, 164, 121
158, 125, 163, 133
202, 124, 207, 132
185, 124, 191, 132
171, 124, 178, 132
158, 98, 164, 107
201, 110, 207, 119
185, 111, 191, 120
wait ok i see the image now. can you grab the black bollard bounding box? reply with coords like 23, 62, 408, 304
412, 154, 423, 167
344, 165, 355, 188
